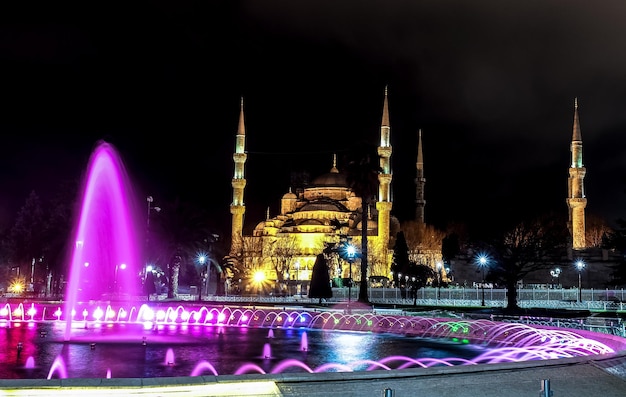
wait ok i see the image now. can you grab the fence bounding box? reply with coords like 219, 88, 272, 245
196, 287, 626, 312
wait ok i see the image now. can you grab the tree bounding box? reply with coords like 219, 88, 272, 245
44, 179, 79, 295
9, 190, 47, 292
229, 234, 266, 294
390, 231, 434, 305
403, 221, 445, 252
486, 212, 569, 310
586, 213, 613, 248
604, 218, 626, 286
390, 231, 411, 294
151, 198, 210, 299
367, 237, 389, 278
308, 249, 333, 304
267, 236, 298, 293
406, 262, 436, 306
344, 141, 382, 304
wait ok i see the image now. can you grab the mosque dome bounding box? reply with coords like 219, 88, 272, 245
310, 168, 347, 187
299, 199, 349, 212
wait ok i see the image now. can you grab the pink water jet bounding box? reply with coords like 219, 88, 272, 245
165, 348, 175, 365
301, 331, 308, 351
263, 343, 272, 359
25, 356, 35, 369
63, 141, 142, 341
47, 356, 68, 379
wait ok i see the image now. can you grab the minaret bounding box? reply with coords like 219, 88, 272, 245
415, 129, 426, 224
376, 86, 393, 248
230, 97, 247, 254
566, 98, 587, 250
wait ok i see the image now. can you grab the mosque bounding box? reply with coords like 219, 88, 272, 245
226, 88, 444, 295
226, 89, 618, 295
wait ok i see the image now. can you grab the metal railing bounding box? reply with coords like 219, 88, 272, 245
190, 287, 626, 312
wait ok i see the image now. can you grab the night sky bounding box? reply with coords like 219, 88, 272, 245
1, 1, 625, 237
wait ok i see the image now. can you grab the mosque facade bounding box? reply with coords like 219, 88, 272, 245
227, 88, 446, 295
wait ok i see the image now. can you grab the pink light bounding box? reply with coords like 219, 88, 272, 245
93, 308, 104, 321
27, 305, 37, 318
156, 310, 166, 321
141, 307, 155, 321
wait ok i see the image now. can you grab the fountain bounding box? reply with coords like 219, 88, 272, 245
63, 141, 142, 340
1, 140, 625, 391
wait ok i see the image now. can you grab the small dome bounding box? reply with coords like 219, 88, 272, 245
282, 191, 297, 199
311, 170, 347, 187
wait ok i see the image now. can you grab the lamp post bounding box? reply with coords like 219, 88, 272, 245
295, 261, 300, 296
197, 253, 209, 301
436, 262, 442, 300
575, 260, 585, 303
477, 255, 488, 307
145, 196, 161, 282
346, 244, 356, 309
550, 267, 561, 288
114, 263, 126, 295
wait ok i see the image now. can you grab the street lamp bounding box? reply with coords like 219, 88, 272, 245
476, 255, 488, 307
114, 263, 126, 295
196, 253, 209, 301
575, 260, 585, 303
145, 196, 161, 281
345, 243, 357, 308
550, 267, 561, 288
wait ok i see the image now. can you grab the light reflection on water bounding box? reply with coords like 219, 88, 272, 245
1, 322, 481, 379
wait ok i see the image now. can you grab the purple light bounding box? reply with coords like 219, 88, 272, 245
63, 141, 142, 341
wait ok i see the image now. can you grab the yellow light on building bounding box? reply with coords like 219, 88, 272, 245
253, 270, 266, 283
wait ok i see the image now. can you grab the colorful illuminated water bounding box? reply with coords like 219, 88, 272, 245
1, 303, 622, 379
3, 142, 623, 382
63, 141, 141, 341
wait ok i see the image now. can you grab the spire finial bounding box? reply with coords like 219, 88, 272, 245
238, 97, 246, 136
417, 129, 424, 169
331, 153, 339, 173
381, 85, 390, 127
572, 98, 582, 141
